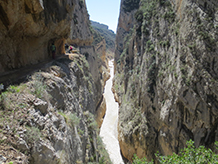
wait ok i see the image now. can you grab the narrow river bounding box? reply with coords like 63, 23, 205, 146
100, 60, 124, 164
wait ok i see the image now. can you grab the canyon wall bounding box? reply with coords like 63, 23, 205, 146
0, 0, 92, 74
114, 0, 218, 162
0, 53, 111, 164
0, 0, 111, 164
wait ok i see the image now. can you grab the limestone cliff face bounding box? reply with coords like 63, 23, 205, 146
114, 0, 137, 72
79, 42, 110, 128
0, 0, 111, 163
0, 0, 92, 74
94, 40, 110, 127
114, 0, 218, 162
67, 0, 93, 46
95, 39, 110, 82
0, 54, 111, 164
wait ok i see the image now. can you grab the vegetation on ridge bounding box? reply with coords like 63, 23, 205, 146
91, 20, 116, 52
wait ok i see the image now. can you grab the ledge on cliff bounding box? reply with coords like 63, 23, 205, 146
0, 0, 92, 74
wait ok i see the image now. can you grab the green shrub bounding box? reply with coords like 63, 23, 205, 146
157, 140, 218, 163
133, 140, 218, 163
88, 120, 98, 130
133, 154, 153, 164
123, 0, 140, 13
135, 10, 144, 22
79, 0, 84, 8
148, 44, 155, 52
7, 85, 20, 93
67, 113, 81, 127
58, 112, 81, 127
174, 73, 178, 79
32, 78, 47, 99
163, 10, 175, 22
25, 126, 41, 144
58, 111, 67, 121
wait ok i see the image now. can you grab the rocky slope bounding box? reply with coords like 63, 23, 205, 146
0, 0, 92, 74
114, 0, 218, 162
0, 53, 111, 164
0, 0, 111, 164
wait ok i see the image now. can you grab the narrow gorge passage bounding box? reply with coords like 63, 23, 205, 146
100, 60, 124, 164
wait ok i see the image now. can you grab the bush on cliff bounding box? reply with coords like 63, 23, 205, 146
123, 0, 140, 13
133, 140, 218, 164
132, 154, 153, 164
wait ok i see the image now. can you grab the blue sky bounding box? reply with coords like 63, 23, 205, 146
86, 0, 121, 33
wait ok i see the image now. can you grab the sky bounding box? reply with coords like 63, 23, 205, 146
86, 0, 121, 33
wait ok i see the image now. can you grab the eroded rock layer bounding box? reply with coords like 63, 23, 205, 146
0, 0, 92, 73
0, 0, 111, 163
114, 0, 218, 162
0, 53, 111, 164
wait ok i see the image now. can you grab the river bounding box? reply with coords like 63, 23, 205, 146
100, 60, 124, 164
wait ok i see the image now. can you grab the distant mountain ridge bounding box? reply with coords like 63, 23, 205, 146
91, 20, 116, 52
91, 21, 109, 30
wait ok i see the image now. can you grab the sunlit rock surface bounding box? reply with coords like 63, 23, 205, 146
0, 0, 92, 73
114, 0, 218, 162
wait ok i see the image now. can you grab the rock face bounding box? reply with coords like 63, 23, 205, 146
0, 54, 111, 164
114, 0, 136, 72
0, 0, 111, 163
0, 0, 92, 74
67, 0, 93, 46
79, 43, 110, 127
94, 40, 110, 127
114, 0, 218, 162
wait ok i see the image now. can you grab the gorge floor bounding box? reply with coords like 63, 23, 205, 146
100, 60, 124, 164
